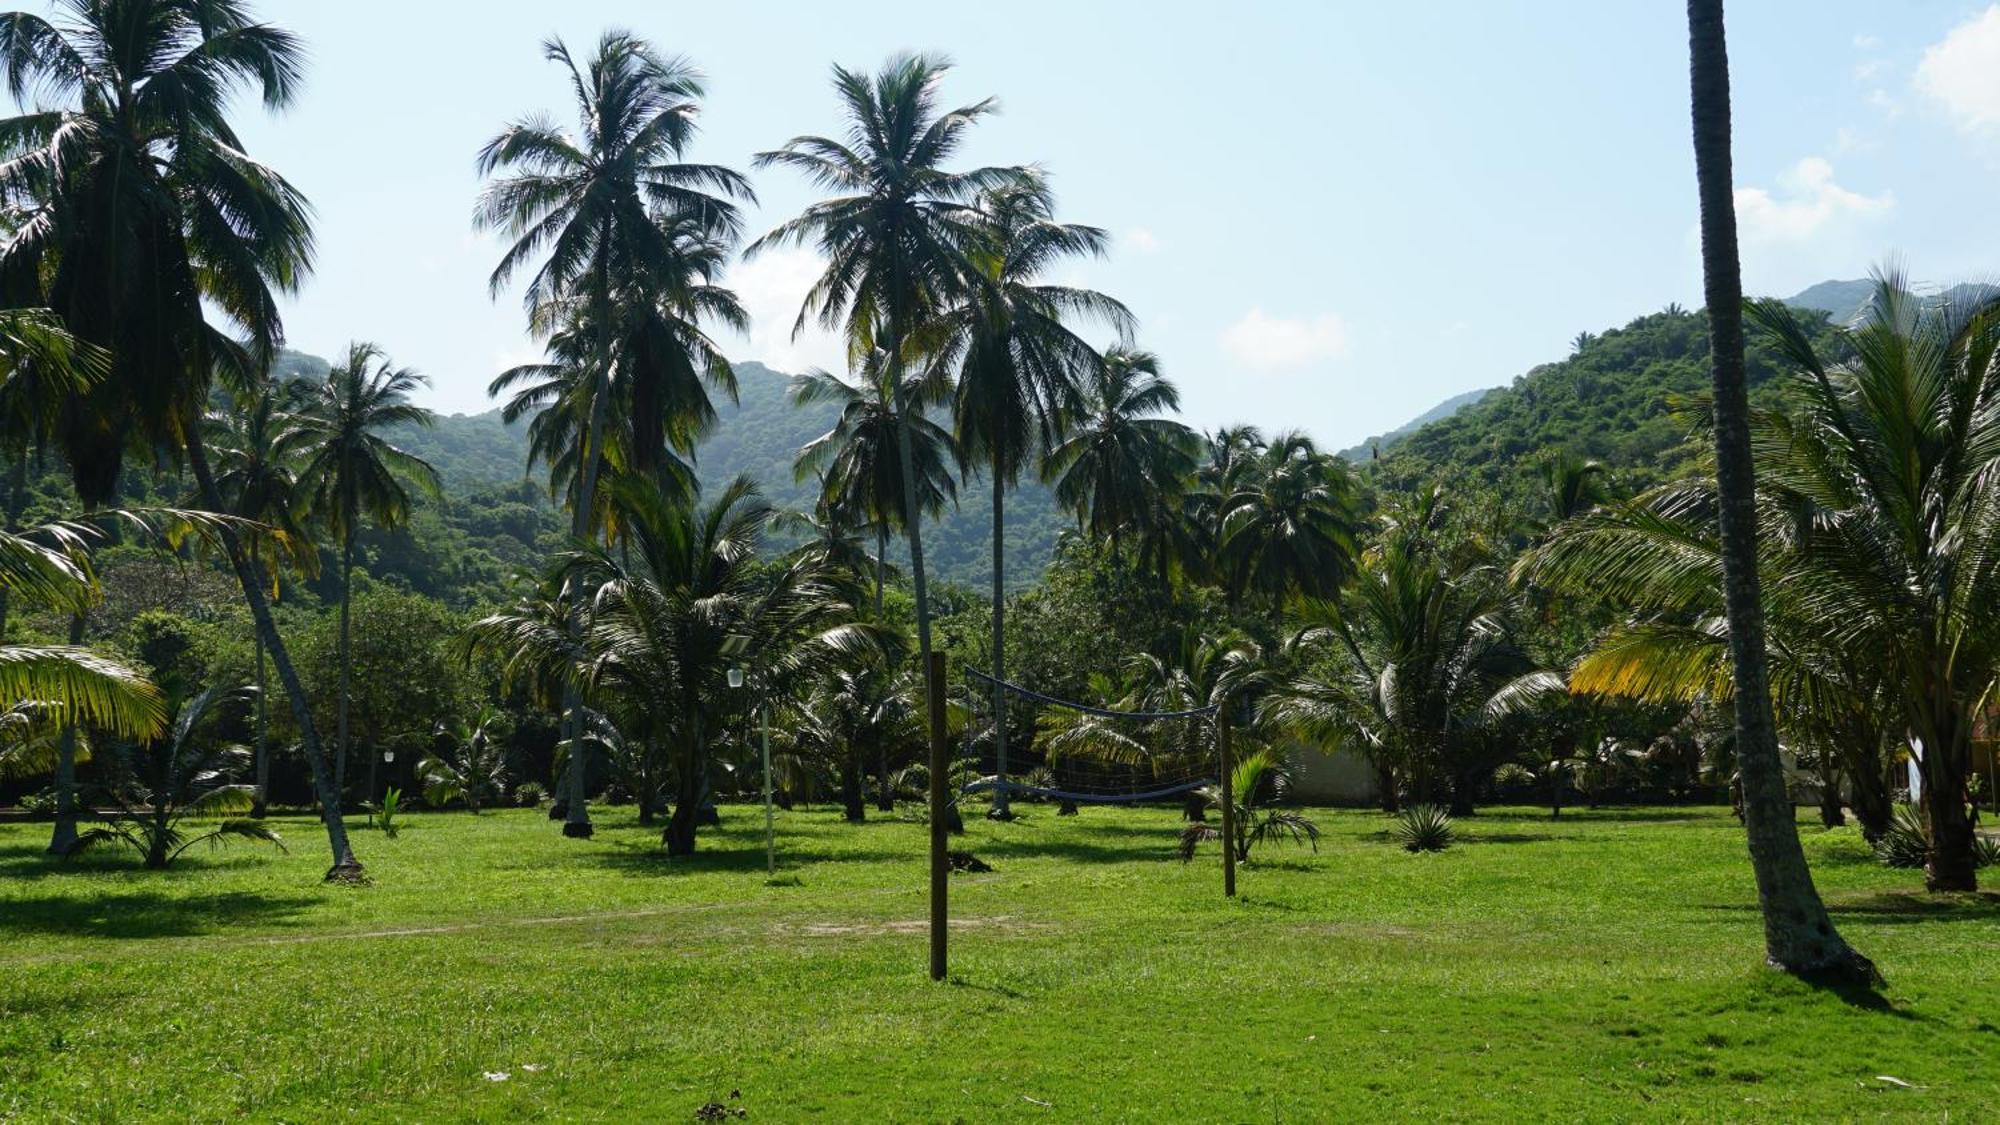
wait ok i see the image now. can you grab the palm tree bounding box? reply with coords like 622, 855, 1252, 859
0, 308, 105, 639
293, 343, 440, 806
478, 476, 871, 854
1218, 432, 1363, 611
62, 685, 281, 870
206, 373, 315, 815
0, 520, 163, 741
477, 31, 749, 838
1684, 0, 1870, 979
753, 52, 1026, 725
1176, 750, 1319, 863
0, 0, 366, 878
791, 350, 958, 617
1041, 347, 1199, 555
930, 176, 1130, 818
790, 661, 923, 823
1266, 489, 1531, 814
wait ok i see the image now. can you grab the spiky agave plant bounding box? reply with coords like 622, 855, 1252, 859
1393, 804, 1454, 853
62, 686, 283, 870
1178, 749, 1320, 863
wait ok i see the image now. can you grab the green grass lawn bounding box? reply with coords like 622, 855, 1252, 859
1, 803, 1995, 1121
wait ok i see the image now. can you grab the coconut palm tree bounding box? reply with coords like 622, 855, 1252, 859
206, 373, 315, 815
485, 475, 872, 854
0, 0, 366, 878
753, 51, 1026, 721
477, 30, 749, 838
62, 684, 281, 870
1218, 431, 1363, 612
0, 520, 163, 742
790, 661, 924, 823
790, 350, 957, 617
1041, 347, 1199, 556
1265, 489, 1531, 814
292, 343, 439, 806
928, 176, 1130, 818
1684, 0, 1870, 979
0, 307, 105, 638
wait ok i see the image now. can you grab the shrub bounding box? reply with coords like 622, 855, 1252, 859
516, 782, 547, 808
1874, 804, 1998, 869
1394, 804, 1454, 852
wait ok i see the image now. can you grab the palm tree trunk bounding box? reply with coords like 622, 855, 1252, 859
990, 470, 1012, 820
664, 742, 704, 855
251, 544, 270, 818
186, 428, 362, 878
884, 326, 939, 706
335, 529, 353, 810
874, 525, 887, 618
46, 609, 86, 855
556, 260, 618, 842
0, 450, 27, 640
1687, 0, 1872, 980
252, 628, 270, 815
840, 754, 867, 823
1914, 707, 1978, 892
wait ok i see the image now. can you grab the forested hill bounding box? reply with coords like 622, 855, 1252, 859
276, 354, 1071, 593
1365, 303, 1841, 504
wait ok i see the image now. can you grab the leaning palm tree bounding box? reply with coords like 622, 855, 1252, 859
1041, 347, 1199, 556
477, 30, 749, 837
293, 343, 440, 806
0, 0, 366, 878
753, 52, 1026, 718
206, 373, 316, 815
930, 175, 1130, 818
1684, 0, 1870, 979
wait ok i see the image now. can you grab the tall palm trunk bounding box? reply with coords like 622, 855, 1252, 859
1687, 0, 1871, 978
556, 262, 618, 841
989, 467, 1012, 819
46, 609, 86, 854
885, 324, 940, 725
334, 527, 353, 808
187, 427, 362, 878
874, 524, 887, 617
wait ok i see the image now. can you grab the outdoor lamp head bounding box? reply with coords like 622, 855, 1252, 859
728, 667, 745, 690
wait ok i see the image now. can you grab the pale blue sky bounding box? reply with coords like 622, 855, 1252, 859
204, 1, 2000, 445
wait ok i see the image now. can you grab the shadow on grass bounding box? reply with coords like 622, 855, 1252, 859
0, 888, 318, 940
1827, 890, 2000, 924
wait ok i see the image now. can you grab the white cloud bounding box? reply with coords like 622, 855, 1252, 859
1123, 227, 1161, 253
724, 246, 849, 375
1853, 58, 1887, 82
1734, 157, 1892, 246
1916, 5, 2000, 133
1853, 33, 1882, 50
1220, 309, 1350, 371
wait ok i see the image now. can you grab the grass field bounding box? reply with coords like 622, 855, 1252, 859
1, 803, 1996, 1121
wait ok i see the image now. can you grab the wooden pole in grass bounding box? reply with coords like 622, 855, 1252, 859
927, 650, 950, 980
1218, 709, 1236, 898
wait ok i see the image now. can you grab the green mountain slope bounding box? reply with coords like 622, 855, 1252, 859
1337, 386, 1496, 463
277, 353, 1068, 592
1367, 304, 1841, 503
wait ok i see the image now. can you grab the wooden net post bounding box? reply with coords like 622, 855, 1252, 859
927, 650, 950, 980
